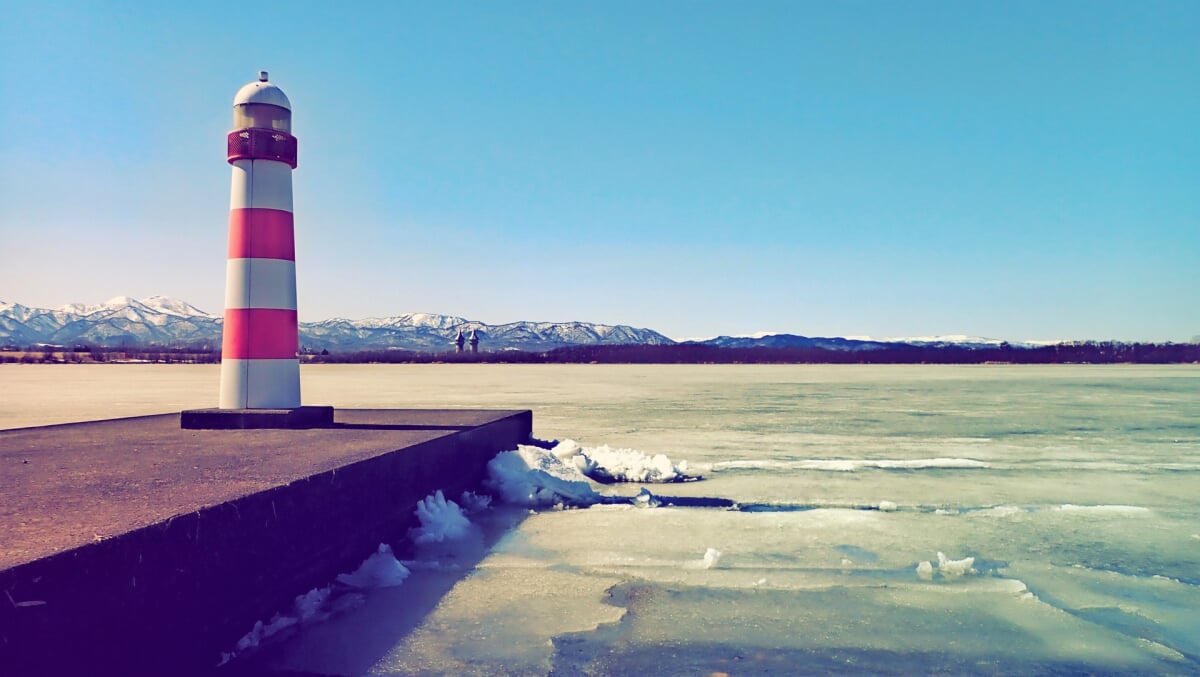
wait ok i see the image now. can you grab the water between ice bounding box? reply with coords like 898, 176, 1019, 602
3, 364, 1198, 675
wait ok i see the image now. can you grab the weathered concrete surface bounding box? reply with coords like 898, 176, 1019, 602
0, 409, 532, 676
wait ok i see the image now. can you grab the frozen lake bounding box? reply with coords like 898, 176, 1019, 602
4, 364, 1199, 675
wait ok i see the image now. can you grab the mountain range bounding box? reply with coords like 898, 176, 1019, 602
0, 296, 1022, 353
0, 296, 675, 353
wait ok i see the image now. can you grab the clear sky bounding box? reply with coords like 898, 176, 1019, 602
1, 1, 1196, 342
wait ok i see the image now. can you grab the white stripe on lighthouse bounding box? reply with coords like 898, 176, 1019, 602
224, 259, 298, 310
230, 159, 293, 211
220, 359, 301, 409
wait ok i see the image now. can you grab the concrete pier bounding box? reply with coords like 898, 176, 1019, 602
0, 409, 532, 675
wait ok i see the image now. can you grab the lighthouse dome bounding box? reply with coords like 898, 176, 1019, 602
233, 71, 291, 111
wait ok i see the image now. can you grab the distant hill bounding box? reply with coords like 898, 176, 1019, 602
690, 332, 1024, 351
692, 333, 898, 351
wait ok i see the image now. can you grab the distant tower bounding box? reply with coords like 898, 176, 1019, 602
454, 328, 466, 353
219, 71, 301, 409
468, 329, 479, 354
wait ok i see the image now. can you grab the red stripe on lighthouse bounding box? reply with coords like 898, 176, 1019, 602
228, 208, 296, 260
222, 308, 299, 359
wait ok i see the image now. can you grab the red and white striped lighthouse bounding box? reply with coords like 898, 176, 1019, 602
219, 71, 301, 409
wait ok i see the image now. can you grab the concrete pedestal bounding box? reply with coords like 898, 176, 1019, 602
180, 405, 335, 429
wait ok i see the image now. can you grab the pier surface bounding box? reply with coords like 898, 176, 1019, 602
0, 408, 531, 675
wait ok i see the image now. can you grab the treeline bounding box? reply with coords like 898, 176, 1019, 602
529, 342, 1200, 364
5, 342, 1197, 365
306, 341, 1199, 364
0, 345, 222, 364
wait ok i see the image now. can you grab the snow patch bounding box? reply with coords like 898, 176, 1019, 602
710, 458, 989, 472
849, 334, 1006, 346
1055, 504, 1150, 515
971, 505, 1027, 518
136, 295, 215, 318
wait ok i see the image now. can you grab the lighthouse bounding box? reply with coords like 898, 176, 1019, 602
220, 71, 301, 409
184, 72, 331, 428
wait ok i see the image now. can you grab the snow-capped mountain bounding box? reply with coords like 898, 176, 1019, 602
0, 296, 224, 349
0, 297, 674, 352
844, 334, 1012, 348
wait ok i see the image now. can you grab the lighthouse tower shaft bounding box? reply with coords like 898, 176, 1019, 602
219, 72, 301, 409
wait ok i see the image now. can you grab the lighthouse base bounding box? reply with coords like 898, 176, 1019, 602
181, 405, 335, 430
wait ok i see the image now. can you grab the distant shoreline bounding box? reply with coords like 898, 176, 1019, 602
4, 341, 1198, 366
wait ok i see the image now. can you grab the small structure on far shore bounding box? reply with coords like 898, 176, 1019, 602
469, 329, 480, 353
454, 328, 466, 353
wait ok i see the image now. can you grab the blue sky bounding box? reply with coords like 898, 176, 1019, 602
1, 1, 1196, 341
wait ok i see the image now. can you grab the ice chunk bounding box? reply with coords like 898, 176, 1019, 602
459, 490, 492, 513
551, 439, 692, 483
222, 538, 415, 662
916, 560, 934, 580
410, 490, 472, 544
684, 547, 723, 570
226, 586, 333, 659
337, 543, 411, 589
486, 444, 602, 507
878, 500, 898, 512
936, 551, 976, 579
550, 438, 586, 461
634, 487, 661, 508
292, 586, 332, 622
579, 445, 685, 483
702, 547, 723, 568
